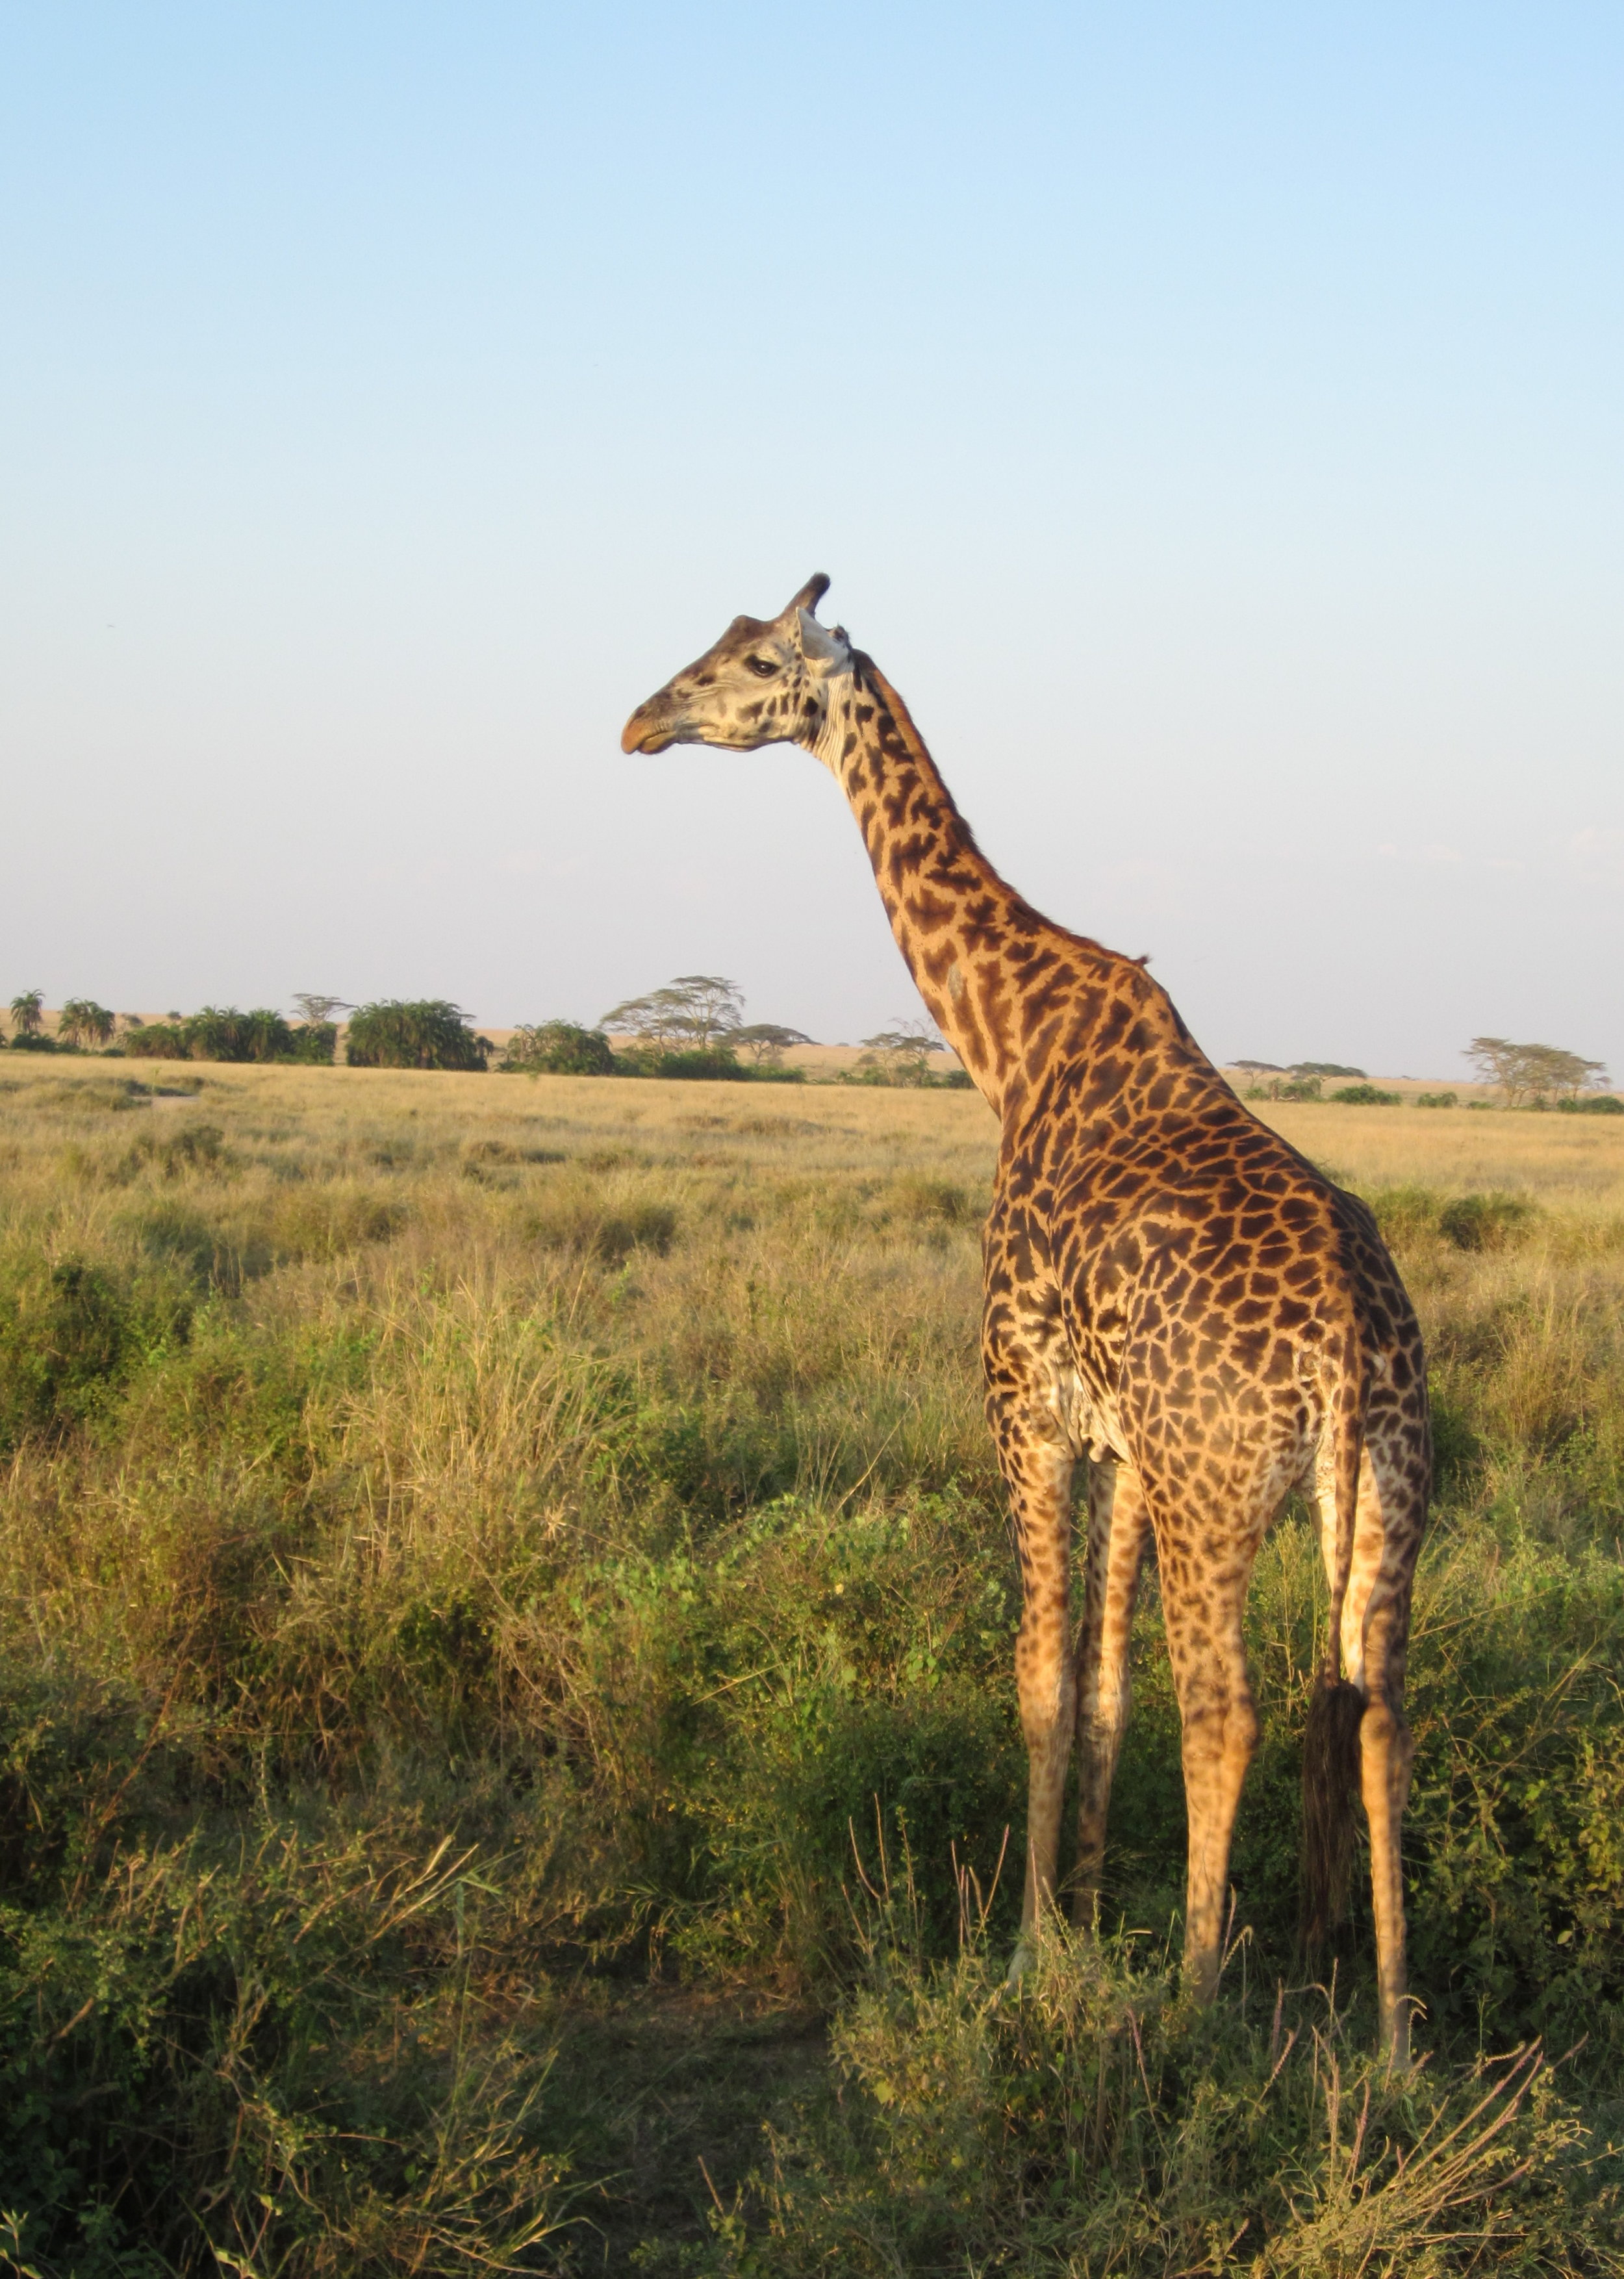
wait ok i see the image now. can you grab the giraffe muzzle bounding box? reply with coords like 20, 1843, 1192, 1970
620, 698, 682, 754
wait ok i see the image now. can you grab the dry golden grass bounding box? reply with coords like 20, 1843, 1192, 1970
1261, 1097, 1624, 1210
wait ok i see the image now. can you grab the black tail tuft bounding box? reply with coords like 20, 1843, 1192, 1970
1300, 1674, 1365, 1955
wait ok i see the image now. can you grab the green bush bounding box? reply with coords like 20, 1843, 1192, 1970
122, 1012, 330, 1065
344, 1000, 490, 1071
122, 1021, 190, 1059
1362, 1182, 1445, 1245
1440, 1191, 1538, 1252
0, 1678, 576, 2277
1558, 1093, 1624, 1116
1416, 1090, 1459, 1108
1329, 1082, 1404, 1106
183, 1006, 297, 1062
501, 1021, 618, 1075
613, 1045, 750, 1081
0, 1256, 191, 1453
704, 1922, 1618, 2278
286, 1019, 337, 1064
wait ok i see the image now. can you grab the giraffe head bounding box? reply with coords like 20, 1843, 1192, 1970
621, 575, 852, 758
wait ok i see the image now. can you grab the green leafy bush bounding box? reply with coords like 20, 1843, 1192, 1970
182, 1006, 298, 1062
1416, 1090, 1459, 1108
613, 1044, 750, 1081
0, 1256, 190, 1452
1329, 1082, 1404, 1106
1440, 1191, 1538, 1252
1558, 1093, 1624, 1116
286, 1019, 337, 1063
122, 1011, 331, 1065
344, 1000, 490, 1071
502, 1020, 618, 1075
122, 1021, 190, 1059
704, 1920, 1618, 2278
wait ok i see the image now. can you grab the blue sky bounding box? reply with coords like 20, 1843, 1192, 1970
3, 4, 1620, 1076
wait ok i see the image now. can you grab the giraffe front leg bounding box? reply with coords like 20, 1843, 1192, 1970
1072, 1457, 1152, 1929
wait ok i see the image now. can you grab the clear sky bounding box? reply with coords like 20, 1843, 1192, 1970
3, 4, 1620, 1078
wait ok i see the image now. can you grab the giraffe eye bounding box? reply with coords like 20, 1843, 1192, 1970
745, 656, 777, 678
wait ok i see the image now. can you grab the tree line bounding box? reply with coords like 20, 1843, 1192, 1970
2, 991, 488, 1071
34, 987, 1601, 1106
508, 977, 972, 1088
1240, 1035, 1617, 1112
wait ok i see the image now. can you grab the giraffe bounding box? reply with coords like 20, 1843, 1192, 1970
621, 576, 1430, 2060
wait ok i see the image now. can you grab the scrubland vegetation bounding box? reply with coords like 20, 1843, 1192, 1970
1, 1064, 1621, 2273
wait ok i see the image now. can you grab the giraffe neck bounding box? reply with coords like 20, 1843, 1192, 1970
814, 654, 1096, 1119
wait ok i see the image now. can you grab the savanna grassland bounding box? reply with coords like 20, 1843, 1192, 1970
2, 1060, 1623, 2275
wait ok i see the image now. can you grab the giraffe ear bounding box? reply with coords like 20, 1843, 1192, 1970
795, 608, 848, 667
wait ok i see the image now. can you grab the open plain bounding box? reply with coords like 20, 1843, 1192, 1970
1, 1058, 1621, 2273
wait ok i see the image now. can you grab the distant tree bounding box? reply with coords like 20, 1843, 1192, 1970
58, 998, 116, 1048
345, 1000, 490, 1071
292, 993, 353, 1027
286, 1023, 338, 1065
8, 989, 44, 1038
1467, 1037, 1606, 1106
730, 1022, 814, 1068
857, 1019, 943, 1086
1290, 1062, 1365, 1079
186, 1007, 296, 1063
122, 1022, 190, 1060
502, 1022, 618, 1076
600, 976, 744, 1053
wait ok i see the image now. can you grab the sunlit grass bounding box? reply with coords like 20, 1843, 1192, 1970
0, 1059, 1621, 2271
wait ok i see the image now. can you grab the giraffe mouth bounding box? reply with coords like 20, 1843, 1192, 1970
620, 700, 681, 754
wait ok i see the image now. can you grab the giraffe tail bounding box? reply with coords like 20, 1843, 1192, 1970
1300, 1328, 1368, 1956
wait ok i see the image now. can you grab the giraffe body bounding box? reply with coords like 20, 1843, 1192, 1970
622, 578, 1428, 2057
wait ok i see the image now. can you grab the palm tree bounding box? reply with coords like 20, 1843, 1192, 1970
8, 989, 44, 1038
59, 998, 116, 1049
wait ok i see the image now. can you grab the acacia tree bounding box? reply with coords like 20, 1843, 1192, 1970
8, 989, 44, 1038
292, 993, 352, 1027
600, 976, 744, 1054
503, 1022, 618, 1075
1467, 1037, 1607, 1106
858, 1018, 944, 1086
58, 999, 116, 1048
730, 1023, 814, 1068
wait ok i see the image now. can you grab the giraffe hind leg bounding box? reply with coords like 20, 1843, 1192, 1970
1160, 1558, 1261, 2004
1071, 1457, 1152, 1929
1312, 1434, 1421, 2061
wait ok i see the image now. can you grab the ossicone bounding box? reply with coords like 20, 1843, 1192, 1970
784, 573, 831, 619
